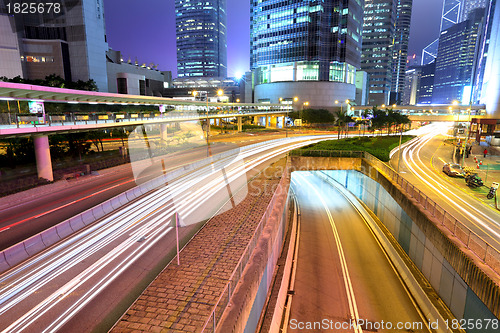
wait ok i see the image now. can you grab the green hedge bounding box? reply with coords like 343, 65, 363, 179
298, 135, 415, 162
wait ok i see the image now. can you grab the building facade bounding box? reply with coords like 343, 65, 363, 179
250, 0, 364, 109
0, 0, 108, 91
479, 0, 500, 117
361, 0, 397, 106
175, 0, 227, 78
391, 0, 413, 105
417, 62, 436, 104
402, 66, 421, 105
432, 8, 485, 104
106, 50, 165, 96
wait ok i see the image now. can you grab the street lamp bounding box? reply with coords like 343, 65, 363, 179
301, 101, 308, 127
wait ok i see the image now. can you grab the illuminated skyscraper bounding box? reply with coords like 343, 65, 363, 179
250, 0, 363, 109
432, 8, 485, 104
175, 0, 227, 78
361, 0, 398, 105
391, 0, 413, 104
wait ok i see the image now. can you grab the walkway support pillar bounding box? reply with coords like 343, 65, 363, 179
237, 117, 243, 132
160, 124, 168, 144
270, 116, 277, 128
265, 115, 269, 128
33, 134, 53, 181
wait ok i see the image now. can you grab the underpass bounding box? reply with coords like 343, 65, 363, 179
288, 171, 430, 332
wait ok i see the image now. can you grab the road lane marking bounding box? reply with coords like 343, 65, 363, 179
295, 172, 363, 333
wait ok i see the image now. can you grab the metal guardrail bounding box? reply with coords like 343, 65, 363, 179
200, 162, 290, 333
290, 149, 500, 277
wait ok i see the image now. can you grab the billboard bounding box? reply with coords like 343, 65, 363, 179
28, 101, 45, 124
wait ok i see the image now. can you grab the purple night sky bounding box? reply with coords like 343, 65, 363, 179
103, 0, 443, 77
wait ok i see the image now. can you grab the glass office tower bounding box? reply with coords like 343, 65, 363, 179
175, 0, 227, 78
361, 0, 398, 106
432, 8, 485, 104
391, 0, 413, 105
250, 0, 363, 85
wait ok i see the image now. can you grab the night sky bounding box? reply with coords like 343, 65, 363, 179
103, 0, 443, 77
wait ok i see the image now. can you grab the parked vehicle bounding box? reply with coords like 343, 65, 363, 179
487, 182, 499, 199
465, 172, 484, 188
443, 163, 465, 177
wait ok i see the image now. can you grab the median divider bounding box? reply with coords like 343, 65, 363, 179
0, 138, 295, 274
68, 215, 85, 231
24, 234, 45, 256
3, 243, 29, 268
56, 221, 73, 239
40, 227, 59, 247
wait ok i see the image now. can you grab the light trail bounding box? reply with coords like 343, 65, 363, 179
401, 124, 500, 247
0, 135, 337, 333
293, 172, 363, 333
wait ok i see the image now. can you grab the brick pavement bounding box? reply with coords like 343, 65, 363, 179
111, 159, 287, 333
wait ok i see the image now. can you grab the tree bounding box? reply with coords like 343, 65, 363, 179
334, 109, 353, 139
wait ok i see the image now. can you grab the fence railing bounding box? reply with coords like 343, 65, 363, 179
0, 110, 288, 129
200, 162, 290, 333
362, 152, 500, 277
290, 149, 500, 277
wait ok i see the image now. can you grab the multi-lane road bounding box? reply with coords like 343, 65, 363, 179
391, 123, 500, 252
0, 135, 337, 333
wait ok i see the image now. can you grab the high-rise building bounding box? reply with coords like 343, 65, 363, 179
391, 0, 413, 105
361, 0, 398, 106
0, 0, 108, 91
250, 0, 364, 110
417, 62, 436, 104
462, 0, 490, 20
422, 0, 489, 65
175, 0, 227, 78
402, 67, 421, 105
478, 0, 500, 117
432, 8, 485, 104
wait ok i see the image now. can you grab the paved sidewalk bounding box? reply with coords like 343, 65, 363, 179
111, 159, 287, 332
462, 143, 500, 187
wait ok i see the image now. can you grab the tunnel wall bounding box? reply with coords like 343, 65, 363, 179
290, 156, 500, 327
321, 170, 497, 330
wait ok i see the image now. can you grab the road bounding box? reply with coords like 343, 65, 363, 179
288, 171, 429, 332
391, 123, 500, 253
0, 141, 241, 251
0, 135, 337, 333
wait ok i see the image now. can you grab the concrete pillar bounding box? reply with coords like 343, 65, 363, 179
254, 116, 260, 125
265, 115, 269, 128
270, 116, 277, 128
33, 135, 53, 181
282, 116, 286, 129
237, 117, 243, 132
160, 124, 168, 143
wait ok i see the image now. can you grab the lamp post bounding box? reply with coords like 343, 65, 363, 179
302, 101, 308, 128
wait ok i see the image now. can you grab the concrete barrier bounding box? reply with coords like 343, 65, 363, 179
101, 200, 114, 215
0, 252, 9, 272
4, 243, 29, 267
125, 189, 137, 202
40, 227, 60, 247
91, 205, 106, 221
80, 210, 95, 225
56, 221, 74, 239
23, 234, 46, 256
68, 215, 85, 232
